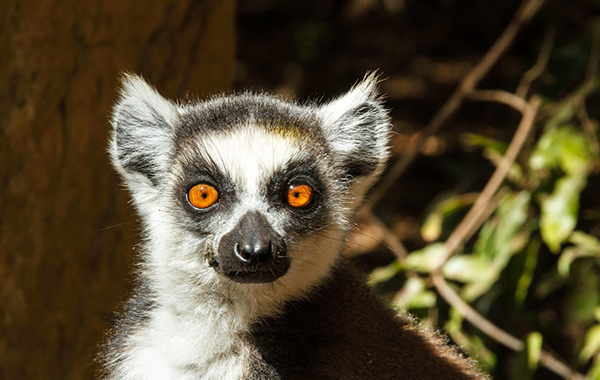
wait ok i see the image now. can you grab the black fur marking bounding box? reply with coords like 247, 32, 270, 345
175, 94, 327, 152
173, 157, 238, 235
266, 159, 331, 236
245, 259, 483, 380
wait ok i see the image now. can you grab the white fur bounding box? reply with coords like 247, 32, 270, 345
116, 73, 180, 126
200, 126, 300, 204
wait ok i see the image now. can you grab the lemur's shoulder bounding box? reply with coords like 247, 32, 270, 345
245, 259, 486, 380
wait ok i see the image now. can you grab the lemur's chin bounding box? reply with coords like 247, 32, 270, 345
222, 264, 290, 284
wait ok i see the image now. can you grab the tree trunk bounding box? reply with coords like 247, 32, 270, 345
0, 1, 235, 379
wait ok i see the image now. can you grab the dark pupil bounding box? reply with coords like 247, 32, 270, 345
202, 193, 208, 199
294, 192, 300, 198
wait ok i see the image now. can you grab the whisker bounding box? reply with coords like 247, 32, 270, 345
288, 256, 329, 273
98, 222, 136, 231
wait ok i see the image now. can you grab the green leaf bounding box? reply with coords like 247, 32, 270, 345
564, 264, 600, 324
494, 191, 531, 262
587, 357, 600, 380
443, 255, 494, 283
515, 239, 541, 307
456, 192, 531, 302
580, 324, 600, 364
474, 221, 495, 260
393, 277, 425, 306
558, 247, 580, 278
557, 232, 600, 277
466, 133, 508, 153
540, 174, 586, 253
530, 125, 591, 175
462, 278, 499, 302
473, 191, 530, 264
421, 193, 478, 242
421, 212, 443, 242
530, 127, 563, 171
405, 243, 447, 273
407, 291, 437, 309
512, 332, 543, 380
527, 332, 543, 372
392, 277, 437, 310
570, 231, 600, 254
560, 129, 592, 175
369, 260, 402, 285
466, 134, 524, 183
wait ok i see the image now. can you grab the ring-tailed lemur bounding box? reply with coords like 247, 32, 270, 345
100, 73, 486, 380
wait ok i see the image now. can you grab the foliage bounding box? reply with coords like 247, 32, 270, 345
370, 33, 600, 380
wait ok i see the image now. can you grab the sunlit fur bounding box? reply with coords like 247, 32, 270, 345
102, 73, 391, 379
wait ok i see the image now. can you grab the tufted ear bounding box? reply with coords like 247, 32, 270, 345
109, 74, 179, 189
319, 74, 391, 189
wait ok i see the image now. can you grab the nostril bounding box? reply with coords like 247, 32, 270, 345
257, 242, 274, 263
234, 241, 275, 264
234, 243, 253, 262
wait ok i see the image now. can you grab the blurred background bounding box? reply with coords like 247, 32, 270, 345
2, 0, 600, 379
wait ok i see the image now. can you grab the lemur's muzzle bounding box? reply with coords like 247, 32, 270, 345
213, 211, 290, 283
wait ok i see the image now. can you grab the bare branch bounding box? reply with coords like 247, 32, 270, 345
577, 104, 600, 156
431, 274, 588, 380
361, 0, 547, 214
585, 28, 600, 81
467, 90, 528, 113
539, 77, 600, 120
516, 27, 556, 98
432, 96, 541, 270
365, 212, 410, 260
577, 29, 600, 155
432, 273, 523, 351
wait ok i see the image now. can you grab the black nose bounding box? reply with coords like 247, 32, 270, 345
234, 241, 275, 265
216, 211, 289, 283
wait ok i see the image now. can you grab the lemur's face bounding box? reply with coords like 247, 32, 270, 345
111, 74, 389, 300
171, 120, 333, 283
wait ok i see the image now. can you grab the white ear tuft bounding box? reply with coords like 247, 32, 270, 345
318, 72, 391, 187
110, 74, 179, 187
116, 74, 179, 126
319, 72, 381, 128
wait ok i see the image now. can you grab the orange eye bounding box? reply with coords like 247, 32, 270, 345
287, 184, 314, 208
188, 184, 219, 209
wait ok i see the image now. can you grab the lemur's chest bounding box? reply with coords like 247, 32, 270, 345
127, 352, 245, 380
123, 308, 251, 380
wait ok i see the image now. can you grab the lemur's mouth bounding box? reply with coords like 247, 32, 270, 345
223, 260, 290, 284
209, 251, 291, 284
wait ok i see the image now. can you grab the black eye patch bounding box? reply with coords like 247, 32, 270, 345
265, 160, 331, 234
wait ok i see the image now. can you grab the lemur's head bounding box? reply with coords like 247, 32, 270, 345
111, 74, 390, 309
